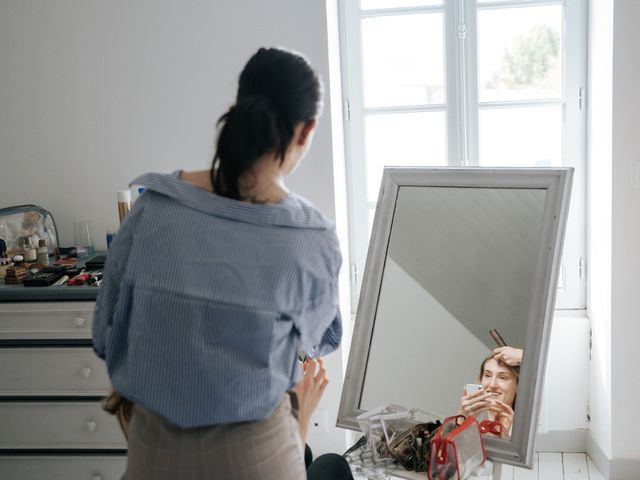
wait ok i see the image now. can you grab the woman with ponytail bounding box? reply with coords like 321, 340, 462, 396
93, 47, 343, 479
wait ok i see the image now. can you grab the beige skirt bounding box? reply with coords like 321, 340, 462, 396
122, 395, 306, 480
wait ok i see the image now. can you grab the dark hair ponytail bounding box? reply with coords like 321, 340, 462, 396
211, 47, 323, 200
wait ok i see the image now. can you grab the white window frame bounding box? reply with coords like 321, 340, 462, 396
339, 0, 587, 312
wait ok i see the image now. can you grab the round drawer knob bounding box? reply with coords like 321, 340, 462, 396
80, 367, 92, 378
87, 421, 97, 432
73, 317, 86, 327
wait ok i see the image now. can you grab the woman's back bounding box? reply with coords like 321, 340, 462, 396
95, 172, 341, 428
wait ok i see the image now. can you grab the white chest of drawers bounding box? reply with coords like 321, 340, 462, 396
0, 300, 127, 480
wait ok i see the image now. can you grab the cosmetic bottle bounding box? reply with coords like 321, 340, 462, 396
37, 239, 49, 266
117, 190, 132, 225
23, 239, 37, 262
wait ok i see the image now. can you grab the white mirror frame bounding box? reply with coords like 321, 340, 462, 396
337, 167, 573, 468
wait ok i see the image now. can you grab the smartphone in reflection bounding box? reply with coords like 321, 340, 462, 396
465, 383, 483, 395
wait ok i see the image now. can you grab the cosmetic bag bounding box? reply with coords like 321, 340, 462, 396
428, 415, 486, 480
0, 204, 59, 256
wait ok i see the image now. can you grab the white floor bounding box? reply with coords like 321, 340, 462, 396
388, 453, 604, 480
500, 453, 603, 480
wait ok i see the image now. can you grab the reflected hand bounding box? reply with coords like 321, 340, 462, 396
492, 346, 523, 367
458, 388, 495, 417
294, 357, 329, 445
488, 399, 514, 436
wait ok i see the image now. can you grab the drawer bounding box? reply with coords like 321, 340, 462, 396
0, 402, 126, 449
0, 302, 94, 340
0, 455, 127, 480
0, 348, 110, 396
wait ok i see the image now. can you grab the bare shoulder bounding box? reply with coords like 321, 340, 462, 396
180, 170, 213, 193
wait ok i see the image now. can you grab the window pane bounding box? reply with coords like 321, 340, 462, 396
365, 111, 446, 201
478, 5, 562, 102
361, 0, 441, 9
362, 14, 445, 107
478, 106, 562, 167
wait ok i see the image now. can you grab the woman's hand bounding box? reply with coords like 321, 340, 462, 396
488, 400, 514, 436
458, 388, 495, 417
294, 357, 329, 445
492, 346, 523, 367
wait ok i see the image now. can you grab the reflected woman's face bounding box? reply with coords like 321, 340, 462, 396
480, 358, 518, 407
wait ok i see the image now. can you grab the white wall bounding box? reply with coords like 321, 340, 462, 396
588, 1, 640, 478
610, 0, 640, 467
539, 312, 590, 436
0, 0, 340, 247
587, 0, 613, 463
0, 0, 348, 457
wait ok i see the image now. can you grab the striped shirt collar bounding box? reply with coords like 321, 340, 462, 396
131, 172, 333, 230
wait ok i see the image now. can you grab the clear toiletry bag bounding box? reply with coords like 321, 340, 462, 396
0, 205, 59, 256
428, 415, 486, 480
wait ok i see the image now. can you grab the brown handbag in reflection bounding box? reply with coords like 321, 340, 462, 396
102, 389, 134, 440
387, 421, 441, 472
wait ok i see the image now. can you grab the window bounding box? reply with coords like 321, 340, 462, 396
339, 0, 587, 312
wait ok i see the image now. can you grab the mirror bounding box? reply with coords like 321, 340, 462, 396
337, 167, 572, 468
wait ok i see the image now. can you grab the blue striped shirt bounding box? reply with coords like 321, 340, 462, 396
92, 172, 342, 428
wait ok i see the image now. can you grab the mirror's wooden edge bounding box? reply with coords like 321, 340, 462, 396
524, 168, 575, 467
337, 172, 400, 429
335, 416, 360, 431
384, 167, 569, 189
508, 168, 574, 467
506, 172, 561, 461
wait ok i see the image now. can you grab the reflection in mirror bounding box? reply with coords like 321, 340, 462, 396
360, 187, 545, 423
338, 168, 573, 468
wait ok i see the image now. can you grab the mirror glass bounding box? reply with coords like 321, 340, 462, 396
359, 186, 545, 417
338, 168, 572, 468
